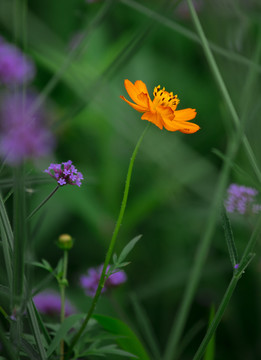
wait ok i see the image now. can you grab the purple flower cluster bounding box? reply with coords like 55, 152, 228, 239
0, 36, 35, 86
33, 291, 76, 317
80, 264, 127, 297
0, 92, 54, 164
225, 183, 261, 215
44, 160, 83, 187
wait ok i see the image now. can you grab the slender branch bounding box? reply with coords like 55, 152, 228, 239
27, 185, 59, 220
65, 124, 150, 359
193, 213, 261, 360
60, 250, 68, 360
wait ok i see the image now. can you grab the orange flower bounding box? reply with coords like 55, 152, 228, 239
120, 79, 200, 134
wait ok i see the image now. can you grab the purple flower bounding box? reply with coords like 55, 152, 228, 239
225, 183, 261, 215
0, 92, 54, 164
44, 160, 83, 187
0, 37, 35, 85
33, 291, 76, 317
80, 264, 127, 297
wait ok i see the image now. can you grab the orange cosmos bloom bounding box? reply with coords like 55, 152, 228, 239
120, 79, 200, 134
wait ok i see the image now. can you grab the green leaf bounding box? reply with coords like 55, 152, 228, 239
46, 314, 85, 357
117, 235, 142, 265
27, 300, 47, 360
221, 208, 238, 269
41, 259, 53, 272
0, 284, 10, 298
130, 293, 161, 359
80, 344, 137, 358
112, 254, 118, 263
31, 260, 53, 273
113, 261, 131, 269
21, 338, 42, 360
94, 314, 150, 360
0, 194, 13, 285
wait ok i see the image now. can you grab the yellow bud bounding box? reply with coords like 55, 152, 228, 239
57, 233, 74, 250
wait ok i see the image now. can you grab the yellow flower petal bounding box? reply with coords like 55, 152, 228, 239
174, 108, 197, 121
124, 79, 151, 109
163, 118, 200, 133
119, 96, 148, 113
141, 111, 163, 129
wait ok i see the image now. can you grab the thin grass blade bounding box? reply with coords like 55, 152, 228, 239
130, 293, 161, 360
221, 208, 238, 269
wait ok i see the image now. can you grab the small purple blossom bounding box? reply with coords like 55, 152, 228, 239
0, 92, 54, 164
45, 160, 83, 187
0, 37, 35, 85
80, 264, 127, 297
33, 291, 76, 317
234, 264, 239, 269
225, 183, 261, 215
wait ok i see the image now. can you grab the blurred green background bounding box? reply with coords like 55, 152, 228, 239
1, 0, 261, 359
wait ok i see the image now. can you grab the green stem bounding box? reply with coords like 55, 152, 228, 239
27, 185, 59, 220
60, 250, 68, 360
193, 275, 238, 360
12, 165, 26, 309
164, 139, 237, 360
163, 1, 261, 359
65, 124, 149, 359
193, 213, 261, 360
186, 0, 261, 183
0, 322, 16, 360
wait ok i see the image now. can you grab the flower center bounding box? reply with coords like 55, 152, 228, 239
153, 85, 180, 108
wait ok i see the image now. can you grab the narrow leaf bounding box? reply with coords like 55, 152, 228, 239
27, 300, 47, 360
221, 208, 238, 268
117, 235, 142, 264
0, 193, 14, 250
46, 314, 85, 357
94, 314, 150, 360
130, 293, 161, 359
81, 344, 137, 358
12, 165, 27, 306
21, 338, 42, 360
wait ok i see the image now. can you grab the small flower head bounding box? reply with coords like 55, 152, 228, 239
80, 264, 127, 297
57, 233, 74, 250
44, 160, 83, 187
225, 183, 261, 215
120, 79, 199, 134
33, 291, 76, 317
0, 38, 35, 85
0, 92, 54, 164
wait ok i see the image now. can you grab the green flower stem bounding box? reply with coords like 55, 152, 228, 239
65, 124, 149, 359
186, 0, 261, 183
60, 250, 68, 360
164, 138, 237, 360
0, 321, 16, 360
193, 214, 261, 360
193, 275, 238, 360
27, 185, 59, 220
12, 165, 26, 309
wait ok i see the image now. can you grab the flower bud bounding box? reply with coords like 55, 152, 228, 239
57, 234, 74, 250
